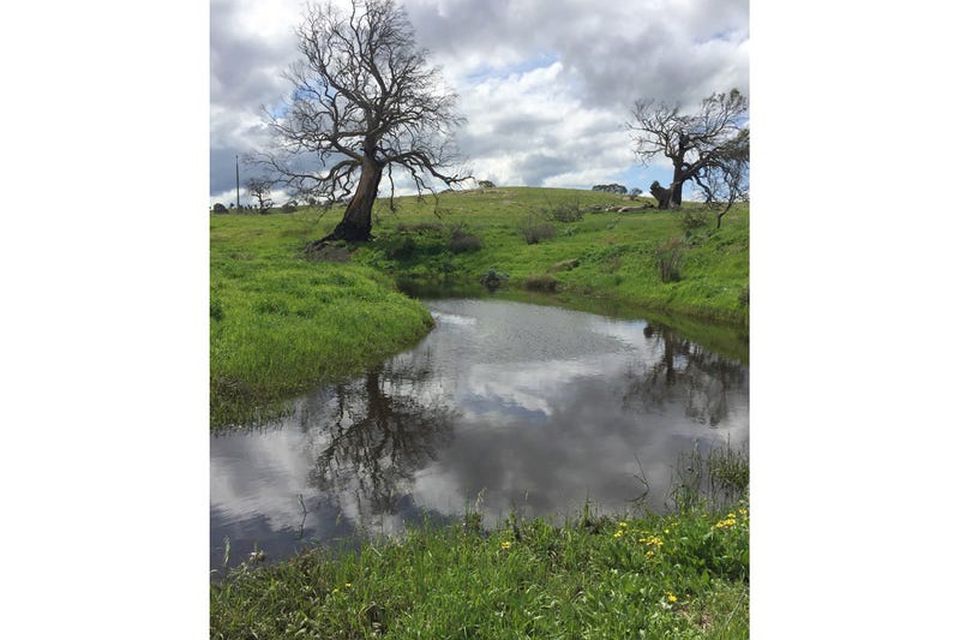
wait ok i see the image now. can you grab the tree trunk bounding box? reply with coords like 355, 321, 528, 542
324, 160, 384, 242
670, 163, 684, 207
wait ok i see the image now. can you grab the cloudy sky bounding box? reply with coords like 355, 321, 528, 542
210, 0, 748, 204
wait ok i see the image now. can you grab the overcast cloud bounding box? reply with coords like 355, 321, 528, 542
210, 0, 748, 204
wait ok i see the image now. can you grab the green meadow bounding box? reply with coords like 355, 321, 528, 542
210, 186, 748, 426
210, 216, 433, 428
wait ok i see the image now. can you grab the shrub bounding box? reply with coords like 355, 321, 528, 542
546, 201, 583, 223
281, 200, 298, 213
519, 217, 556, 244
382, 235, 418, 260
477, 179, 496, 188
212, 202, 228, 214
480, 269, 509, 291
523, 274, 559, 292
655, 237, 684, 282
448, 225, 483, 253
680, 210, 710, 232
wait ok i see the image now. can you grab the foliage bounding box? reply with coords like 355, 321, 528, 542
479, 268, 509, 291
477, 179, 496, 188
655, 237, 685, 283
212, 202, 228, 214
519, 216, 557, 244
281, 200, 298, 213
592, 183, 627, 194
351, 187, 748, 324
680, 210, 710, 232
447, 224, 483, 253
545, 200, 584, 223
246, 177, 274, 214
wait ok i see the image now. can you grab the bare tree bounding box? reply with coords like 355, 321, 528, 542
259, 0, 467, 241
694, 153, 749, 229
245, 177, 273, 214
629, 89, 749, 209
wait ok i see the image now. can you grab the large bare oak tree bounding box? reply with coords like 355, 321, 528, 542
260, 0, 467, 241
629, 89, 749, 210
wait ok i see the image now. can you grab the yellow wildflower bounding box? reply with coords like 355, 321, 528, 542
645, 550, 655, 559
618, 521, 628, 528
500, 540, 512, 550
344, 583, 352, 588
613, 530, 624, 539
666, 592, 678, 603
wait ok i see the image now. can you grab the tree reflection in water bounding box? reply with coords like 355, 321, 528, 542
625, 323, 747, 426
306, 357, 458, 517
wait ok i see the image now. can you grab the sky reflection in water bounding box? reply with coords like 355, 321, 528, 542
210, 299, 748, 570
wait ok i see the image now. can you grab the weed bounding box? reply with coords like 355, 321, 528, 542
448, 224, 483, 253
546, 200, 584, 223
519, 216, 557, 244
655, 237, 685, 283
680, 210, 710, 232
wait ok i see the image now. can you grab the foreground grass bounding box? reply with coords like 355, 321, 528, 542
210, 215, 433, 428
350, 187, 749, 324
211, 503, 749, 639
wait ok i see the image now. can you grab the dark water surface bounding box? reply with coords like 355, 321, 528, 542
211, 299, 748, 571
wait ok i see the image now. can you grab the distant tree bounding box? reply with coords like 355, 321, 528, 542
259, 0, 467, 242
629, 187, 642, 196
212, 202, 228, 213
477, 179, 496, 188
281, 200, 298, 213
246, 177, 274, 214
629, 89, 749, 209
591, 183, 627, 194
228, 202, 235, 209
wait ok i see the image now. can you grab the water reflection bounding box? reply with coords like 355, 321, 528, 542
307, 363, 457, 515
211, 299, 748, 570
625, 324, 748, 426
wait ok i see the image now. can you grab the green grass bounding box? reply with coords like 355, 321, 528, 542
349, 187, 749, 324
210, 186, 748, 426
210, 215, 433, 428
211, 501, 749, 639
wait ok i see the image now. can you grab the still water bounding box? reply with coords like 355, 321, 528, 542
210, 299, 748, 571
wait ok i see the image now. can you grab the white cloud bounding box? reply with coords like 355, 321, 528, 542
211, 0, 749, 198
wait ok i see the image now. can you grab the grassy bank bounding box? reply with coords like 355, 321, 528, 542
211, 501, 749, 639
351, 187, 749, 325
210, 215, 433, 428
211, 186, 748, 426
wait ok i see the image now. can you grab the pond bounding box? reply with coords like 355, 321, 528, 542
210, 298, 748, 571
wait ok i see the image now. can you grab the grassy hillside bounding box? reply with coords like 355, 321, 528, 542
210, 215, 433, 428
210, 186, 748, 426
350, 187, 749, 324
